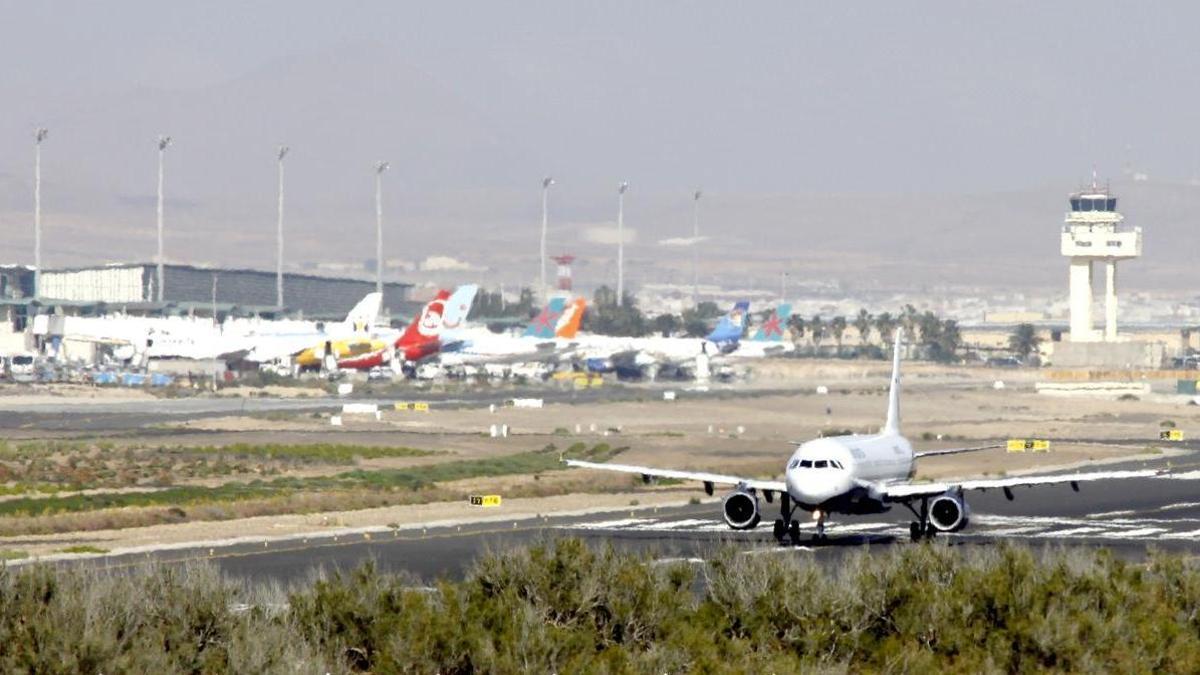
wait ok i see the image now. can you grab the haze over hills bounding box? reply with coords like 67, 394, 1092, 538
1, 3, 1199, 295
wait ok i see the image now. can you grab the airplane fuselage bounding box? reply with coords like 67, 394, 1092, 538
784, 432, 914, 513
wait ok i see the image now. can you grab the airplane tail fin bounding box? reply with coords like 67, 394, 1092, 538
397, 290, 452, 346
706, 301, 750, 343
883, 329, 902, 435
440, 284, 478, 332
523, 297, 567, 338
751, 304, 791, 342
555, 298, 586, 338
342, 293, 382, 334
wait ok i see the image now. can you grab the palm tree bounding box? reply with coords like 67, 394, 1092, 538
787, 314, 806, 342
874, 311, 896, 347
1008, 323, 1042, 362
830, 316, 847, 357
809, 315, 825, 355
901, 304, 919, 357
854, 309, 872, 348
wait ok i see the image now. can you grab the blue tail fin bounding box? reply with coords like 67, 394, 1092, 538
524, 297, 568, 338
751, 304, 791, 342
706, 301, 750, 343
440, 284, 478, 332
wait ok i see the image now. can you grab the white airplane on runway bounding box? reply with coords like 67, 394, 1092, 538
567, 331, 1163, 544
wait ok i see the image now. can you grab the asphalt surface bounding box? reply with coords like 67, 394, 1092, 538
0, 382, 751, 432
53, 451, 1200, 585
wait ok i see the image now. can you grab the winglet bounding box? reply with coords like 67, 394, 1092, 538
883, 329, 902, 434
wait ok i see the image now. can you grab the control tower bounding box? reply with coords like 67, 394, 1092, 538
1060, 183, 1142, 342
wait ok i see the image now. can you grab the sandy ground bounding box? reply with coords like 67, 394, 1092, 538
5, 490, 700, 558
2, 360, 1196, 558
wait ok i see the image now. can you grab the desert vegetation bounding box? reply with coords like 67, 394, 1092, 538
1, 540, 1198, 672
0, 442, 627, 536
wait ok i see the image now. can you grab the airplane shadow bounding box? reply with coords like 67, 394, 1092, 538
784, 533, 898, 548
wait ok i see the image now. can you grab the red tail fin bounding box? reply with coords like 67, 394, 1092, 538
397, 290, 451, 347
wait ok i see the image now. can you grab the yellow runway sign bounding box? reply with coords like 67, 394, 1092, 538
469, 495, 502, 507
1006, 439, 1050, 452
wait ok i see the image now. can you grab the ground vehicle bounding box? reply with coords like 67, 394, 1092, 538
6, 353, 37, 382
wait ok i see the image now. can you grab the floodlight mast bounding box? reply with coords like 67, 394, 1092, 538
375, 161, 390, 296
33, 128, 48, 299
540, 176, 555, 302
276, 145, 289, 309
692, 189, 702, 306
156, 136, 171, 303
616, 181, 629, 304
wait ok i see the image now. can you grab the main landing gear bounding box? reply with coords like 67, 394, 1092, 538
772, 494, 825, 545
905, 497, 937, 542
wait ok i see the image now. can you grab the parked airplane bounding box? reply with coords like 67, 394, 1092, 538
437, 297, 586, 366
292, 285, 477, 371
567, 331, 1161, 544
729, 304, 794, 358
574, 301, 751, 377
61, 293, 383, 364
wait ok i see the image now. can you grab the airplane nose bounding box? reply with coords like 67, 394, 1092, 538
786, 469, 847, 506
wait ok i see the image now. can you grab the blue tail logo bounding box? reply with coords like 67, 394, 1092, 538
524, 297, 567, 338
706, 301, 750, 344
751, 304, 791, 342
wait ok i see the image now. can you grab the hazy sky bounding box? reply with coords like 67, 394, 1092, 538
0, 2, 1197, 284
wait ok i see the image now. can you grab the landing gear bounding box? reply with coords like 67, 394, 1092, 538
907, 498, 937, 542
813, 511, 827, 542
773, 493, 804, 546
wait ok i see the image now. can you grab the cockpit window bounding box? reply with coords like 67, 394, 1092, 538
788, 459, 799, 469
799, 460, 812, 468
814, 460, 828, 469
830, 460, 843, 469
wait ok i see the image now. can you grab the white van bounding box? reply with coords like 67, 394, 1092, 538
7, 353, 36, 383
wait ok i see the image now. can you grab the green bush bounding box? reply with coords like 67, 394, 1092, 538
2, 541, 1200, 671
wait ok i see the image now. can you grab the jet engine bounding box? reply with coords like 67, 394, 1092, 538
722, 489, 761, 530
928, 491, 970, 532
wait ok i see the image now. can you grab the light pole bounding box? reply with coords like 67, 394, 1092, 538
156, 135, 171, 303
540, 176, 554, 301
33, 128, 48, 298
275, 145, 289, 309
780, 271, 789, 303
691, 189, 701, 307
374, 161, 390, 296
616, 181, 629, 304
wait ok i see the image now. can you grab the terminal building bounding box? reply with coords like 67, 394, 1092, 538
0, 263, 415, 353
35, 263, 413, 320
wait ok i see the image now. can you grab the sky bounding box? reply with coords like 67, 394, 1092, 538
0, 2, 1197, 288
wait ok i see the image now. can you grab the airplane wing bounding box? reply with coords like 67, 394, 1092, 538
912, 443, 1003, 459
565, 459, 787, 493
878, 468, 1164, 501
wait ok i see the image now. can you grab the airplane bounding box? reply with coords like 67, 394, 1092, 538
292, 285, 477, 372
60, 293, 383, 365
566, 331, 1162, 544
573, 301, 751, 378
436, 296, 587, 367
727, 304, 795, 358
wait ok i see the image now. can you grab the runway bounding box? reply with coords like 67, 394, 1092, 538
57, 452, 1200, 585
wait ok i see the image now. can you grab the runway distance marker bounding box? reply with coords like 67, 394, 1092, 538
469, 495, 502, 507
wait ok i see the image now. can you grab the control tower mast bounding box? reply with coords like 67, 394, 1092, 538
1060, 180, 1142, 342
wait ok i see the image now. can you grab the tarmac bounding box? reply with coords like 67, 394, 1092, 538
42, 451, 1200, 585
